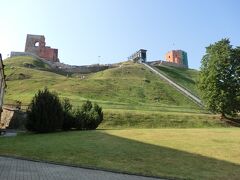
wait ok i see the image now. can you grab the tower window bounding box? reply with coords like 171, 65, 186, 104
34, 42, 39, 47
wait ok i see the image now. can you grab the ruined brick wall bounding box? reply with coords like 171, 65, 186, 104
40, 47, 58, 62
24, 34, 59, 62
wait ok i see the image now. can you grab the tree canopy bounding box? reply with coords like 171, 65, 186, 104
198, 39, 240, 117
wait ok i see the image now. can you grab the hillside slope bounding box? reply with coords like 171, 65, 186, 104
4, 56, 199, 111
3, 56, 227, 128
154, 65, 200, 97
143, 63, 202, 107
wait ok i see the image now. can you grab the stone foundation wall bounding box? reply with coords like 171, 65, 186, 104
0, 107, 27, 130
0, 108, 14, 129
148, 60, 188, 68
41, 58, 118, 74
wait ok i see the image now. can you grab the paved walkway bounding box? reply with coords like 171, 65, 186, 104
0, 156, 162, 180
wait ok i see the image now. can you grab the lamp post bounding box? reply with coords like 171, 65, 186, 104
98, 56, 101, 65
98, 56, 101, 71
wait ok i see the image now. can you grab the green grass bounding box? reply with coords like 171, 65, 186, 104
5, 56, 51, 69
154, 65, 200, 97
3, 56, 228, 128
0, 129, 240, 179
102, 109, 228, 128
2, 57, 237, 179
4, 56, 199, 109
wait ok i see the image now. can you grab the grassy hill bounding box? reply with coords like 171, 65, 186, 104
3, 56, 227, 128
154, 65, 200, 97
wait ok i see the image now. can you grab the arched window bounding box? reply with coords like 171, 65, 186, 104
34, 41, 39, 47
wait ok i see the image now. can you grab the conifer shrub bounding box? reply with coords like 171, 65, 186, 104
26, 88, 103, 132
26, 88, 63, 133
62, 98, 75, 131
74, 100, 103, 130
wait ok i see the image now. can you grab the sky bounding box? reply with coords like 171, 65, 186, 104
0, 0, 239, 69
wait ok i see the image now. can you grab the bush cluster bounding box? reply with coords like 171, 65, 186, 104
74, 101, 103, 130
26, 88, 103, 133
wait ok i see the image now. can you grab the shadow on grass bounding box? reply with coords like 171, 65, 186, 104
0, 131, 239, 180
222, 116, 240, 127
95, 132, 240, 180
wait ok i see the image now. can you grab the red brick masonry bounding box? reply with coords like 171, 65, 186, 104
25, 34, 59, 62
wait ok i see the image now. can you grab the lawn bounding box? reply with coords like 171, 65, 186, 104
102, 109, 228, 128
0, 129, 240, 179
2, 56, 238, 180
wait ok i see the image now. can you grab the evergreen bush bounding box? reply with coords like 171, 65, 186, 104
74, 100, 103, 130
26, 88, 103, 132
26, 88, 63, 133
62, 98, 75, 130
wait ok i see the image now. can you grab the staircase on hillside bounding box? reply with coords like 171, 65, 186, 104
142, 63, 203, 107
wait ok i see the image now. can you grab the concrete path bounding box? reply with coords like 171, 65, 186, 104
0, 156, 162, 180
142, 63, 203, 106
0, 129, 17, 137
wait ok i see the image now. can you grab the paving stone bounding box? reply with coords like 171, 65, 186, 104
0, 157, 162, 180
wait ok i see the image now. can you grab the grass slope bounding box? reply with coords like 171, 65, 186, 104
154, 65, 200, 97
0, 129, 240, 179
3, 56, 226, 128
101, 109, 227, 128
4, 56, 199, 109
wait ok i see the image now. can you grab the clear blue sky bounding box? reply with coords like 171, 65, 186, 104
0, 0, 239, 69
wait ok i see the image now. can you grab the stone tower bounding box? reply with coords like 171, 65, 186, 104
25, 34, 59, 62
165, 50, 188, 68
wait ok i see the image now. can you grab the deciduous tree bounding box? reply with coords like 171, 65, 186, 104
198, 39, 240, 118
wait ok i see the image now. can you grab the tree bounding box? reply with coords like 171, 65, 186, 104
74, 100, 103, 130
26, 88, 64, 133
62, 98, 75, 131
198, 39, 240, 118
